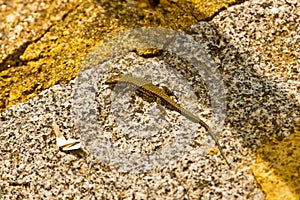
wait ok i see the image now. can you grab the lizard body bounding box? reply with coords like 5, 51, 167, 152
105, 74, 231, 168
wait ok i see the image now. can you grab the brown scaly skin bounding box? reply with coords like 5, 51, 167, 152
105, 74, 231, 168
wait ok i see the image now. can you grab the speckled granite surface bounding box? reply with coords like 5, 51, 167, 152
0, 0, 241, 113
210, 1, 299, 199
0, 0, 299, 199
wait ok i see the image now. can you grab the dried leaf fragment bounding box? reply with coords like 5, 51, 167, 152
52, 120, 81, 151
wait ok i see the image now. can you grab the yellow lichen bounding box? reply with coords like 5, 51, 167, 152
251, 119, 300, 200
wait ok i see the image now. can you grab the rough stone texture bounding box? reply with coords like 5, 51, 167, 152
0, 36, 262, 199
0, 0, 299, 199
0, 0, 241, 113
0, 0, 80, 65
161, 0, 246, 21
211, 0, 299, 199
251, 119, 300, 200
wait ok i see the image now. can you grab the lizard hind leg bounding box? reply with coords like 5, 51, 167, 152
160, 86, 177, 100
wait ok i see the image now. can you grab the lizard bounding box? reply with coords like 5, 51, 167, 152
105, 73, 231, 168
